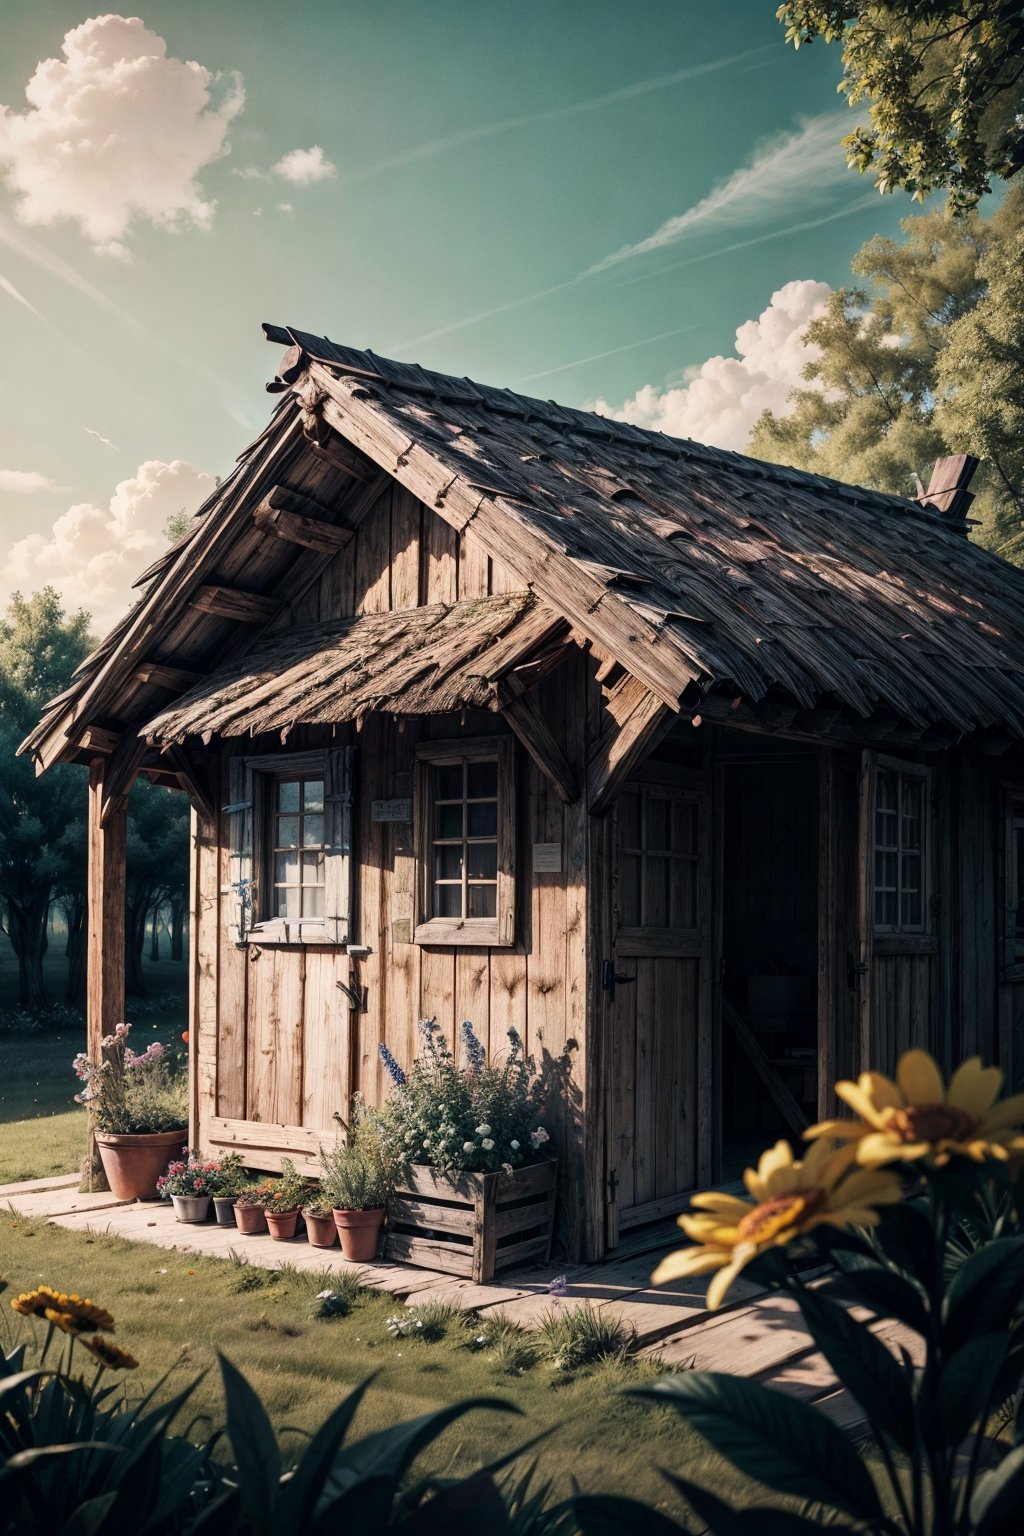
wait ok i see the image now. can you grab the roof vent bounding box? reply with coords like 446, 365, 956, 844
915, 453, 980, 531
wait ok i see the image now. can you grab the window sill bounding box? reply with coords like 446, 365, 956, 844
238, 920, 350, 948
413, 918, 512, 948
872, 933, 938, 956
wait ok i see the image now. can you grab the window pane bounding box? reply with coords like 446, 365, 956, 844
619, 853, 641, 926
468, 883, 497, 918
875, 888, 897, 927
435, 802, 463, 840
302, 885, 324, 919
875, 850, 897, 892
274, 851, 298, 885
434, 845, 463, 881
434, 883, 462, 918
301, 850, 323, 885
619, 792, 640, 852
877, 769, 897, 813
435, 764, 463, 800
466, 760, 497, 798
278, 781, 301, 813
467, 801, 497, 838
467, 842, 497, 880
901, 888, 922, 928
672, 800, 697, 857
276, 814, 299, 846
302, 779, 324, 812
645, 795, 670, 854
672, 859, 698, 930
645, 855, 670, 927
302, 813, 324, 847
275, 885, 300, 919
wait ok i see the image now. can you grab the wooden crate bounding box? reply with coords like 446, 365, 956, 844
383, 1159, 556, 1282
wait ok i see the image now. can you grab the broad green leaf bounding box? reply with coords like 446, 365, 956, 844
630, 1374, 883, 1523
218, 1353, 282, 1536
795, 1287, 916, 1452
943, 1237, 1024, 1348
327, 1394, 515, 1490
571, 1494, 692, 1536
401, 1470, 510, 1535
873, 1203, 935, 1288
276, 1377, 372, 1529
663, 1472, 851, 1535
937, 1333, 1010, 1449
970, 1442, 1024, 1532
823, 1266, 929, 1336
57, 1493, 118, 1536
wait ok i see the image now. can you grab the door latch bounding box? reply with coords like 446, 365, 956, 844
336, 977, 367, 1013
602, 959, 636, 1002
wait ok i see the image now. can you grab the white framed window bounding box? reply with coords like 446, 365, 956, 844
873, 759, 930, 934
225, 747, 352, 945
414, 735, 515, 947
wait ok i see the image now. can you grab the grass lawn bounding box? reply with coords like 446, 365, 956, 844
0, 1214, 711, 1509
0, 932, 188, 1184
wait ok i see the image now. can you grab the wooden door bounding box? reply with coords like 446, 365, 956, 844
605, 768, 711, 1245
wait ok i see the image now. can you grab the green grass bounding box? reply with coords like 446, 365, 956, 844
0, 1215, 709, 1508
0, 932, 188, 1184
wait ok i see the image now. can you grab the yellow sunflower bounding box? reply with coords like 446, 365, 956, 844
10, 1285, 65, 1320
10, 1287, 114, 1333
81, 1335, 138, 1371
806, 1050, 1024, 1168
651, 1138, 901, 1310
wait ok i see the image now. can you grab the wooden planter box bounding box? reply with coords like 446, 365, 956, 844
384, 1160, 556, 1283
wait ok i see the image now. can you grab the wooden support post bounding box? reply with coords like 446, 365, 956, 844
86, 758, 127, 1189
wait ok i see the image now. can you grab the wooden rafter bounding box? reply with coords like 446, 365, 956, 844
586, 675, 674, 815
253, 499, 354, 555
75, 725, 120, 756
163, 744, 216, 826
99, 732, 149, 827
499, 682, 579, 805
189, 585, 281, 624
133, 662, 206, 691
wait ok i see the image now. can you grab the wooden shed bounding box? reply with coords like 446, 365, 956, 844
24, 325, 1024, 1262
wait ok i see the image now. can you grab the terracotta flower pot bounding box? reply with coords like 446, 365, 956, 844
171, 1194, 211, 1223
212, 1196, 238, 1226
266, 1209, 301, 1241
333, 1206, 386, 1262
95, 1129, 188, 1202
303, 1209, 339, 1249
234, 1202, 268, 1234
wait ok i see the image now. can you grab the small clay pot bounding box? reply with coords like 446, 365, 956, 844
265, 1208, 301, 1241
303, 1209, 339, 1248
170, 1193, 211, 1223
234, 1202, 268, 1234
212, 1196, 238, 1227
333, 1206, 386, 1263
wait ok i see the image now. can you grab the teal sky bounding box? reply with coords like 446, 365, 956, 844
0, 1, 922, 627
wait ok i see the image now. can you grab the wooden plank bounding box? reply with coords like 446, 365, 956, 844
216, 756, 248, 1120
389, 1196, 476, 1236
78, 726, 119, 756
459, 529, 490, 598
133, 662, 206, 691
354, 486, 393, 614
421, 508, 457, 605
389, 488, 421, 610
587, 680, 674, 816
189, 585, 281, 624
383, 1232, 475, 1275
207, 1115, 323, 1157
721, 997, 809, 1137
253, 502, 354, 555
301, 947, 350, 1134
86, 758, 127, 1187
474, 1175, 498, 1282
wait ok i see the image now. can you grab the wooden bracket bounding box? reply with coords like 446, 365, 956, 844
586, 676, 674, 815
498, 682, 579, 805
99, 732, 149, 827
189, 585, 282, 624
164, 744, 217, 827
74, 725, 120, 757
253, 487, 355, 555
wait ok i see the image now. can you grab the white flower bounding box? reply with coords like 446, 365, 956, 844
476, 1124, 491, 1137
463, 1141, 475, 1153
510, 1140, 520, 1150
482, 1138, 494, 1150
501, 1162, 513, 1175
529, 1126, 550, 1148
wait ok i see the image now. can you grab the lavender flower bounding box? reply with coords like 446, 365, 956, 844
379, 1043, 407, 1086
461, 1020, 486, 1070
546, 1273, 568, 1298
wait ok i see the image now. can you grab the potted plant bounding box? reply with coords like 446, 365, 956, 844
302, 1193, 339, 1249
233, 1181, 273, 1234
156, 1149, 220, 1223
73, 1023, 188, 1200
211, 1153, 247, 1225
264, 1159, 314, 1241
321, 1102, 396, 1262
377, 1021, 557, 1282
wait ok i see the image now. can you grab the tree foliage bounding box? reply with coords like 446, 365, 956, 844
779, 1, 1024, 211
748, 184, 1024, 557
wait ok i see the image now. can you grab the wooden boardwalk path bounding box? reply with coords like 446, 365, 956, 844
2, 1174, 885, 1427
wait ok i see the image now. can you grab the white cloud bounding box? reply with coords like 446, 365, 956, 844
0, 469, 60, 493
594, 279, 832, 452
2, 459, 215, 630
587, 112, 852, 275
272, 145, 335, 185
0, 15, 244, 255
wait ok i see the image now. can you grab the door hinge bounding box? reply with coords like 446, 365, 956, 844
602, 959, 636, 1001
606, 1168, 618, 1205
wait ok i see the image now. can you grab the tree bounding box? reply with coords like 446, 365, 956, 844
779, 2, 1024, 211
748, 183, 1024, 556
124, 780, 190, 997
0, 591, 92, 1009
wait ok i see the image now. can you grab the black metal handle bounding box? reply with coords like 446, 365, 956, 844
602, 959, 636, 1002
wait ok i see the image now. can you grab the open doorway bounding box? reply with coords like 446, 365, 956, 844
720, 736, 819, 1180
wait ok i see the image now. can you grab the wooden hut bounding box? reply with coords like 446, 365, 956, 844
23, 325, 1024, 1262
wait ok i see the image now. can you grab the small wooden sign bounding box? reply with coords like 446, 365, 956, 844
371, 798, 412, 823
532, 842, 562, 873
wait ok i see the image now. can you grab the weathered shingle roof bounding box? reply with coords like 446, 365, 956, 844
143, 591, 552, 745
267, 325, 1024, 741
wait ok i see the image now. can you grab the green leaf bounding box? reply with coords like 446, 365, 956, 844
403, 1470, 511, 1535
794, 1287, 916, 1452
276, 1377, 372, 1529
970, 1443, 1024, 1532
943, 1237, 1024, 1349
824, 1265, 929, 1336
629, 1375, 883, 1523
218, 1353, 282, 1536
936, 1333, 1010, 1449
327, 1395, 515, 1491
571, 1494, 692, 1536
873, 1203, 935, 1288
662, 1473, 849, 1535
57, 1493, 118, 1536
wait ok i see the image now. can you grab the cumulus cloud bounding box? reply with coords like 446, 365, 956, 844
0, 15, 244, 256
587, 112, 852, 276
594, 279, 831, 452
272, 145, 335, 185
2, 459, 215, 630
0, 469, 61, 493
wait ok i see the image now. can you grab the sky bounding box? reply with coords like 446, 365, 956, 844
0, 0, 923, 632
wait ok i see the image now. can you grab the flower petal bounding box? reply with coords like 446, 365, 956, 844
706, 1253, 753, 1311
804, 1119, 865, 1144
689, 1192, 755, 1220
897, 1050, 944, 1107
835, 1077, 896, 1128
947, 1058, 1003, 1118
980, 1093, 1024, 1132
651, 1248, 727, 1286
